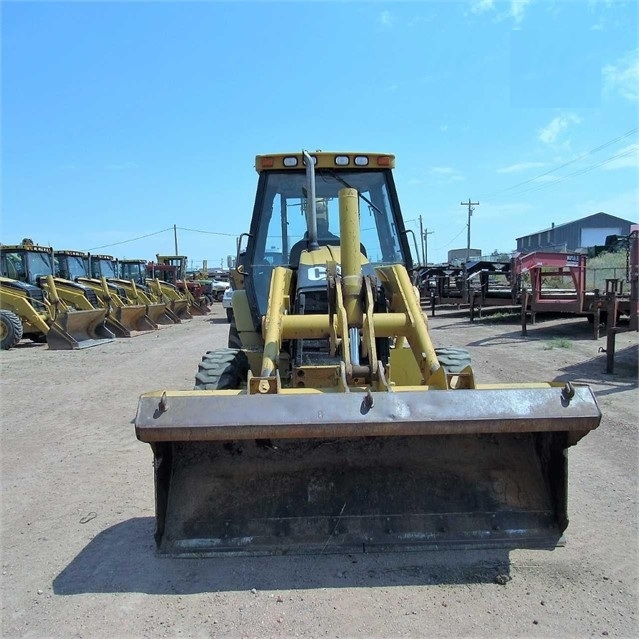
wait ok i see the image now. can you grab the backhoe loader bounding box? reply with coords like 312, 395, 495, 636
55, 250, 156, 333
135, 151, 601, 556
145, 262, 192, 320
118, 259, 182, 324
90, 255, 176, 326
0, 243, 115, 349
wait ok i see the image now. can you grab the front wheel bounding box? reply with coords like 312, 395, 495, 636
195, 348, 249, 390
0, 310, 23, 350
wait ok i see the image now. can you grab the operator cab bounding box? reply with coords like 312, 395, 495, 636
243, 152, 413, 320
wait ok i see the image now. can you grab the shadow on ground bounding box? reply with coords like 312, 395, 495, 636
554, 343, 638, 397
52, 518, 527, 595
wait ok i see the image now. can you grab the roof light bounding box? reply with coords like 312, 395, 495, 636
377, 156, 391, 166
283, 156, 298, 167
334, 155, 349, 166
261, 157, 275, 168
354, 156, 369, 166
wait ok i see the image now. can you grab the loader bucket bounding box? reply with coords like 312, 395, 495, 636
189, 298, 210, 315
170, 299, 191, 320
135, 384, 601, 556
145, 302, 177, 326
116, 305, 157, 332
104, 315, 131, 338
46, 309, 116, 350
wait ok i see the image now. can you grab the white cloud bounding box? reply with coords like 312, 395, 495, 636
379, 10, 393, 27
601, 144, 639, 171
537, 113, 582, 145
430, 167, 465, 182
470, 0, 495, 14
603, 48, 639, 102
469, 0, 530, 26
497, 161, 547, 174
509, 0, 531, 26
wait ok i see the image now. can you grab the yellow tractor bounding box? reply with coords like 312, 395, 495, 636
135, 151, 601, 556
0, 243, 115, 350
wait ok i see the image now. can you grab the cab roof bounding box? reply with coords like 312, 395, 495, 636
255, 152, 395, 173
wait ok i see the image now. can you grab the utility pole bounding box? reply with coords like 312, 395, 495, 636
418, 215, 425, 266
423, 228, 434, 265
460, 199, 479, 303
460, 199, 479, 261
173, 224, 179, 256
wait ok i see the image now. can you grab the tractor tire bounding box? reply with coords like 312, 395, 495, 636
0, 310, 23, 350
435, 347, 471, 374
227, 321, 242, 349
195, 348, 249, 391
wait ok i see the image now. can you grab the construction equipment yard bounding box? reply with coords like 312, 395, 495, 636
1, 305, 636, 639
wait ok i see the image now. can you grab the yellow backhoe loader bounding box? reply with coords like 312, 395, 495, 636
0, 243, 115, 350
135, 151, 601, 556
117, 260, 186, 324
90, 255, 176, 327
144, 263, 192, 320
55, 250, 157, 333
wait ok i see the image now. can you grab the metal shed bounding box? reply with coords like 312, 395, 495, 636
516, 212, 636, 253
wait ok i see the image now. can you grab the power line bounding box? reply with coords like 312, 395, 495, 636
433, 224, 467, 250
178, 226, 241, 238
481, 126, 639, 202
494, 147, 637, 199
88, 227, 173, 251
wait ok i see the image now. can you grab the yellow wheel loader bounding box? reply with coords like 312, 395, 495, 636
55, 250, 156, 333
0, 244, 115, 350
135, 151, 601, 556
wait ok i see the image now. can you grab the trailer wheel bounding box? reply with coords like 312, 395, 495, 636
435, 347, 471, 374
195, 348, 249, 390
227, 321, 242, 349
0, 310, 23, 350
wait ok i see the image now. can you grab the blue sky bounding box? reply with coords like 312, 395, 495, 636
2, 0, 637, 268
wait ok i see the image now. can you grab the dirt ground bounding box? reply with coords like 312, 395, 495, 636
1, 303, 637, 639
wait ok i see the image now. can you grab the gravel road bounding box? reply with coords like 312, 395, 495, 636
1, 304, 637, 639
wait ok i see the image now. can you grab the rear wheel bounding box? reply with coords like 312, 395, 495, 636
435, 347, 471, 373
0, 310, 23, 350
195, 348, 249, 390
